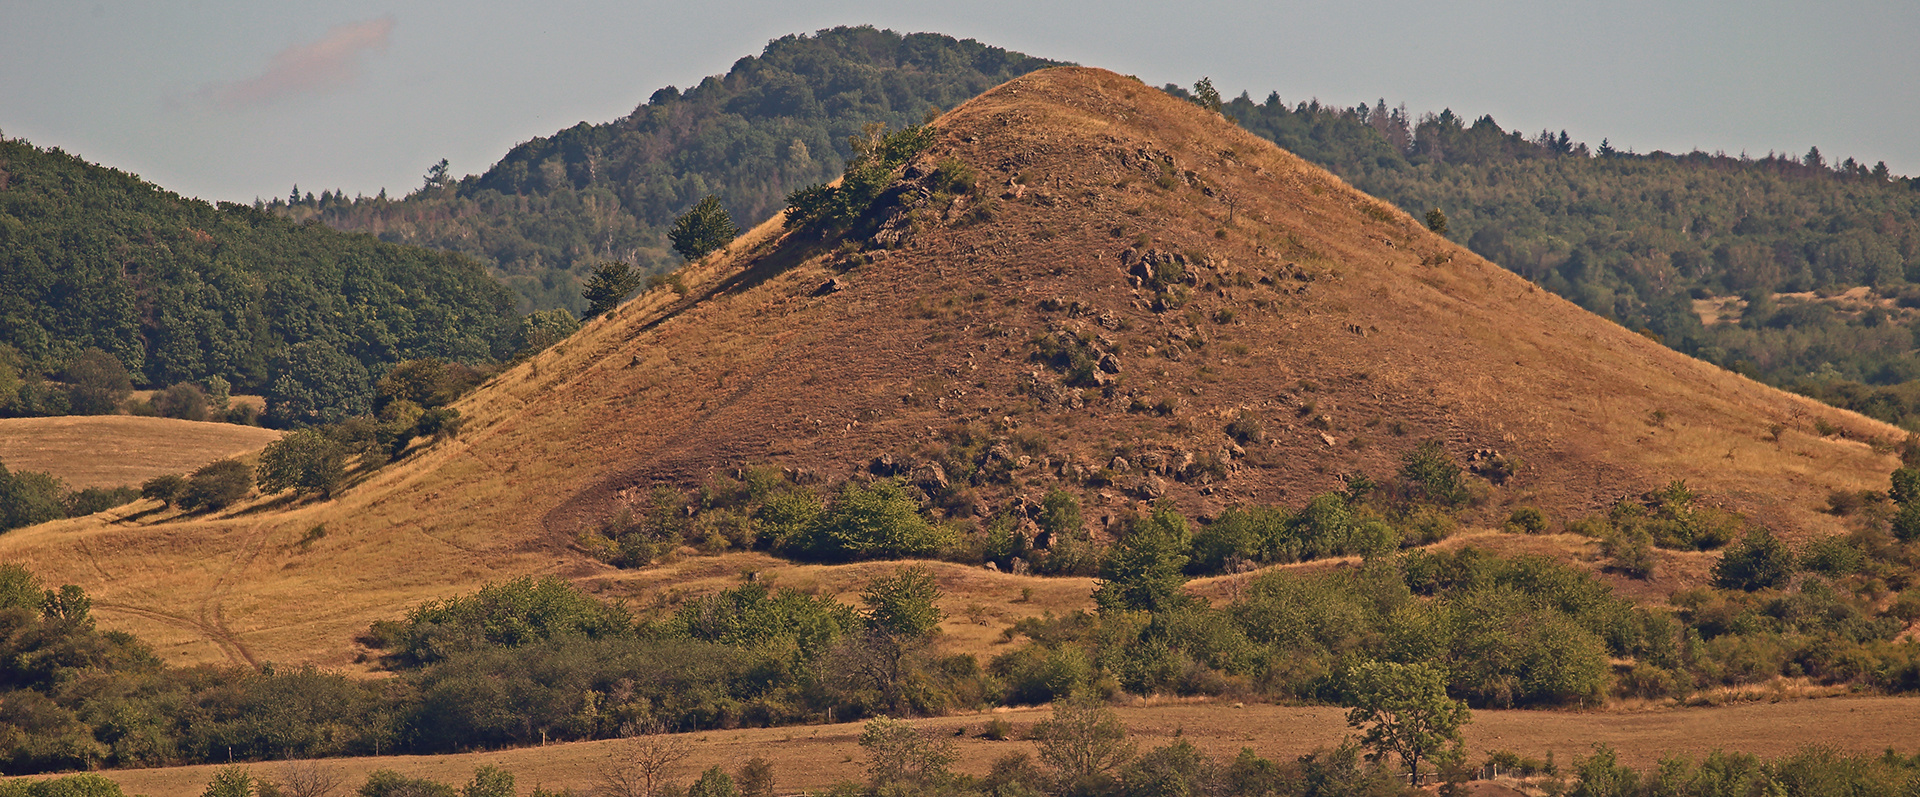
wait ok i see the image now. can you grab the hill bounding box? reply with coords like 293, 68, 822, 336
0, 136, 517, 423
284, 26, 1064, 313
1202, 90, 1920, 427
0, 416, 280, 489
0, 66, 1901, 674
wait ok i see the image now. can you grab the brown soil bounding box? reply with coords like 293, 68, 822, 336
0, 66, 1901, 672
57, 696, 1920, 797
0, 415, 280, 489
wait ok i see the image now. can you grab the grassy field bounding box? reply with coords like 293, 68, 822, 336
60, 695, 1920, 797
0, 415, 280, 489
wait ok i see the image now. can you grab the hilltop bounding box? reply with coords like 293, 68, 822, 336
286, 26, 1063, 312
0, 66, 1903, 670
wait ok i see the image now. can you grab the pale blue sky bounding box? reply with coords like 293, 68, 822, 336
3, 1, 1915, 203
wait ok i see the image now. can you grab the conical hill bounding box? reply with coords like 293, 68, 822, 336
0, 67, 1898, 668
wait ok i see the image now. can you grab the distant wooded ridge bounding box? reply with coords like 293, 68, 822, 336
0, 136, 517, 426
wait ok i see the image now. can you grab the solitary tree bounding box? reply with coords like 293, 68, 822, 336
668, 195, 740, 261
257, 429, 349, 496
1344, 660, 1471, 783
1189, 78, 1223, 113
859, 716, 954, 788
1093, 503, 1191, 613
582, 261, 645, 318
1425, 208, 1450, 235
1033, 697, 1135, 787
182, 458, 253, 512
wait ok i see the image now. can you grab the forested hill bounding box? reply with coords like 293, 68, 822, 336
1198, 88, 1920, 425
0, 136, 516, 412
285, 26, 1064, 313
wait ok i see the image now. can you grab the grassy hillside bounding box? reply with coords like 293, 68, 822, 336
0, 137, 517, 421
0, 66, 1901, 673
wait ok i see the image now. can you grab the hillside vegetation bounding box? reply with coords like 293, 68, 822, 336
281, 26, 1062, 312
0, 64, 1904, 674
0, 137, 517, 421
1198, 89, 1920, 427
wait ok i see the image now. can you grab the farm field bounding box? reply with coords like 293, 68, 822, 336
0, 415, 280, 489
69, 696, 1920, 797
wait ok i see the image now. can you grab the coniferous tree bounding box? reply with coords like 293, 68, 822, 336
581, 261, 644, 319
668, 195, 739, 261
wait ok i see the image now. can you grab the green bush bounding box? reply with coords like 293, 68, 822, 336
783, 480, 950, 561
1712, 528, 1794, 591
0, 464, 68, 531
137, 472, 185, 507
181, 458, 253, 511
1398, 440, 1468, 507
365, 576, 634, 667
154, 382, 209, 421
62, 486, 138, 517
257, 429, 348, 496
1504, 507, 1547, 534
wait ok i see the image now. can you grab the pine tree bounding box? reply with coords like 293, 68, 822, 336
668, 195, 740, 261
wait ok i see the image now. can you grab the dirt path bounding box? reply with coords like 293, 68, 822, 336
55, 696, 1920, 797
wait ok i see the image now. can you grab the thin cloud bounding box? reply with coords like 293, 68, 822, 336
203, 16, 395, 109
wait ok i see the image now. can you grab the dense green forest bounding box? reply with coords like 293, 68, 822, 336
276, 26, 1062, 314
1187, 87, 1920, 426
0, 138, 517, 424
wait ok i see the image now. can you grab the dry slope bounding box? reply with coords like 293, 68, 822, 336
0, 67, 1900, 668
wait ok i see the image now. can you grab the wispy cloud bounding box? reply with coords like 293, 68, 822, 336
202, 16, 395, 109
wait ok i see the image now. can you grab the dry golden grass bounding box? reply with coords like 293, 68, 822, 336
0, 415, 280, 489
0, 66, 1903, 676
55, 695, 1920, 797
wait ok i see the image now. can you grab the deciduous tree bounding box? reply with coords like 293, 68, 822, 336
1344, 660, 1470, 782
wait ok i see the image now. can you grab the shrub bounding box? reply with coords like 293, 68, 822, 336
1895, 503, 1920, 542
355, 771, 455, 797
257, 429, 348, 496
365, 576, 633, 668
154, 382, 209, 421
1398, 440, 1468, 507
1601, 527, 1656, 579
1799, 534, 1864, 575
0, 465, 67, 531
140, 473, 187, 506
930, 158, 976, 194
785, 480, 950, 561
1712, 528, 1793, 591
1094, 503, 1192, 613
62, 486, 138, 517
181, 459, 253, 511
1504, 507, 1548, 534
